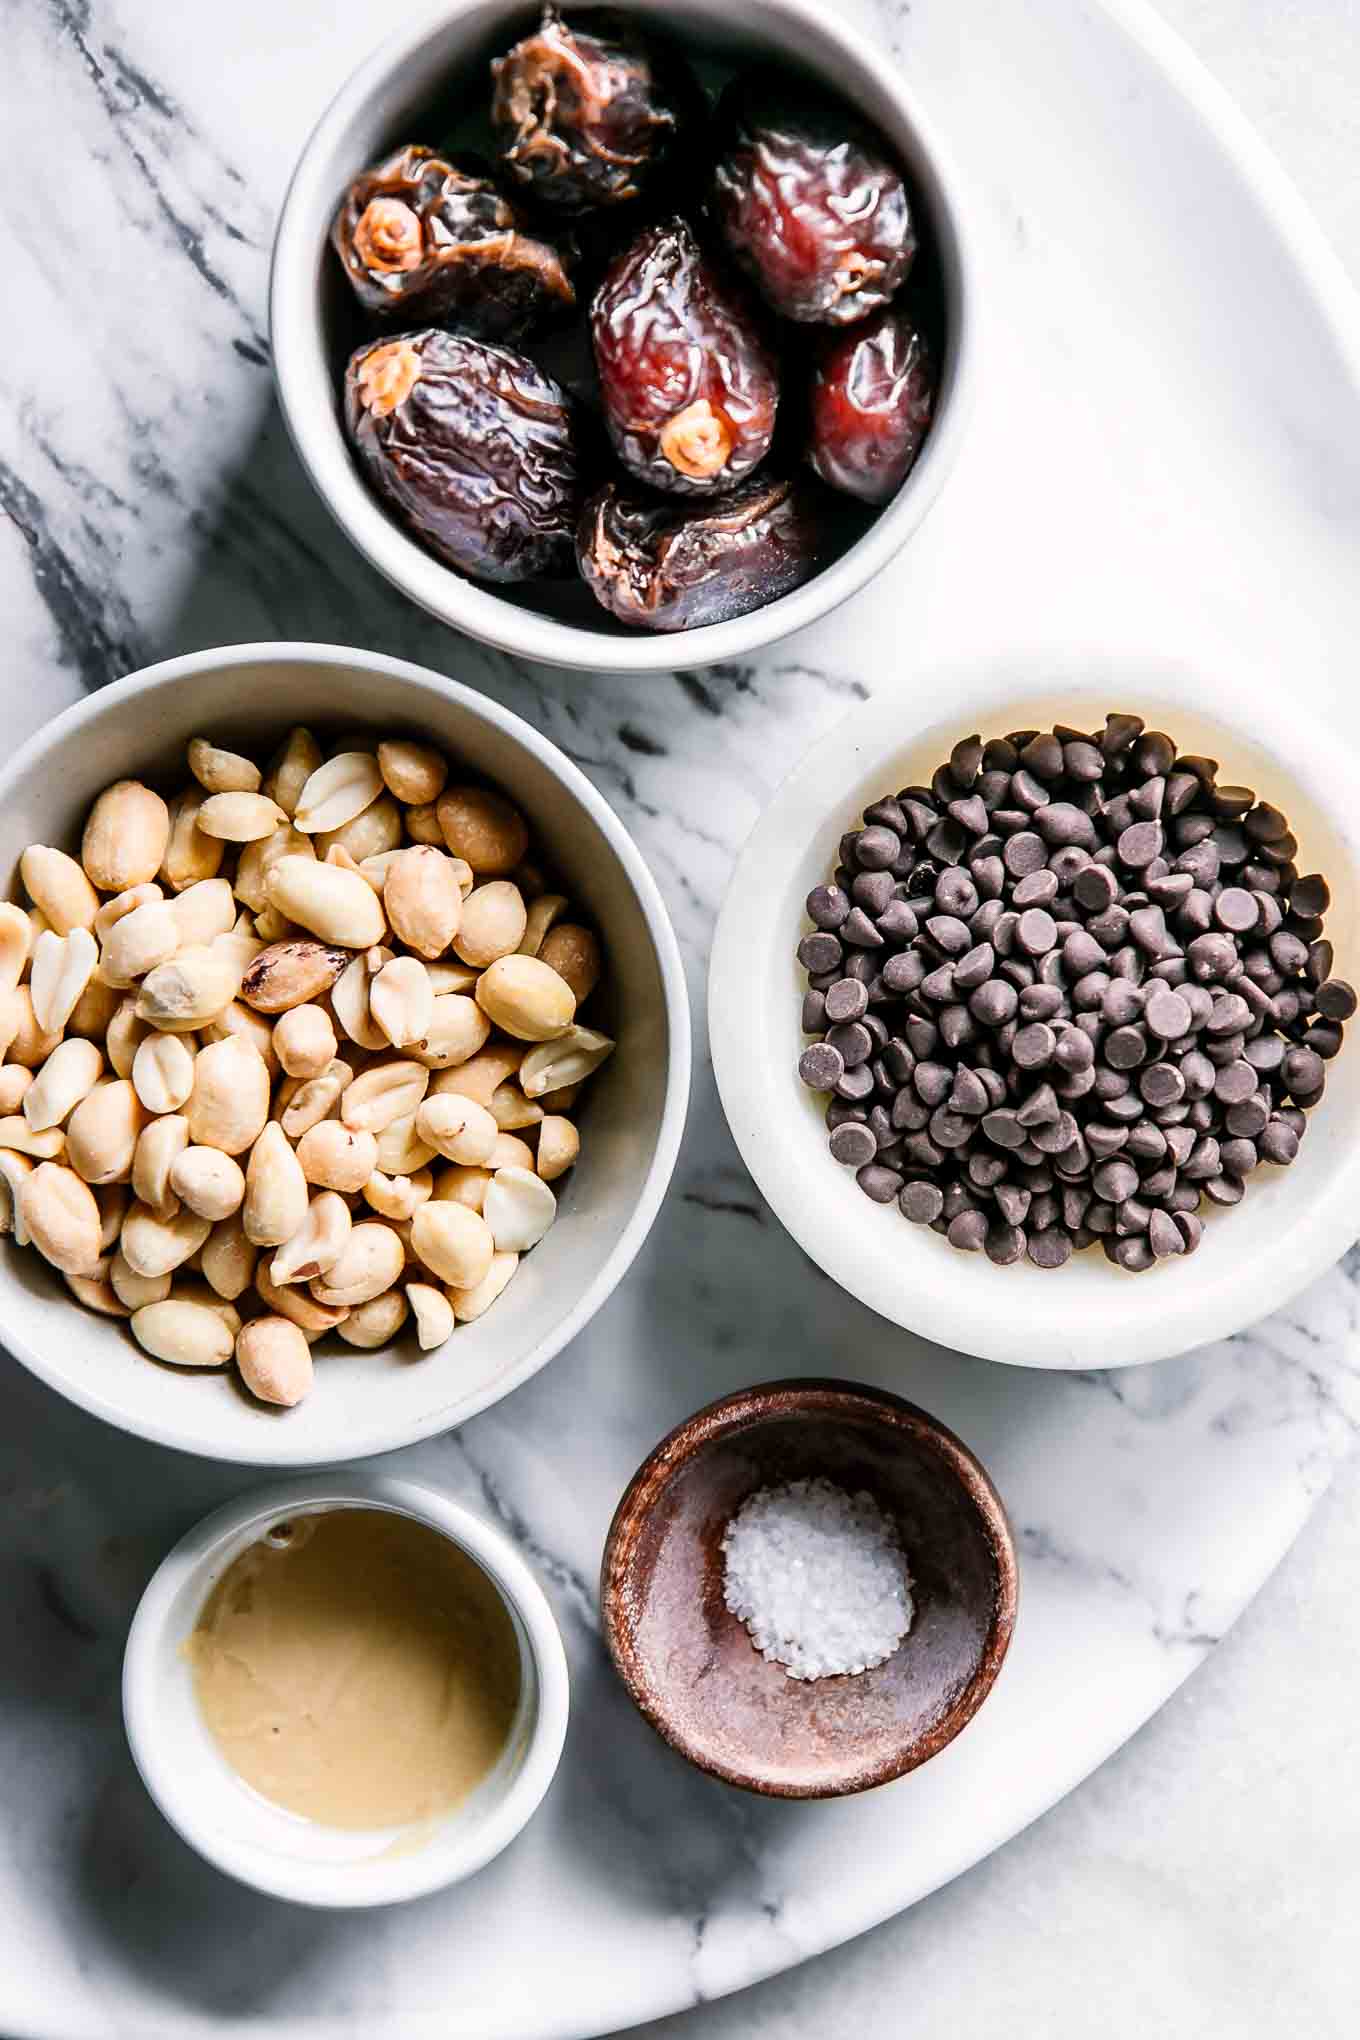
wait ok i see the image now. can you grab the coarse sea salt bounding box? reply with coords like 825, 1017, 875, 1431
721, 1476, 913, 1681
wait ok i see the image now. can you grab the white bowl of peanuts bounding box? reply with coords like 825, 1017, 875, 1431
0, 642, 688, 1464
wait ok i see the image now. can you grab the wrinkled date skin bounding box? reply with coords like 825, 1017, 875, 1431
577, 474, 823, 630
344, 330, 580, 582
492, 7, 691, 212
711, 70, 916, 324
330, 143, 575, 340
591, 217, 778, 495
808, 304, 936, 503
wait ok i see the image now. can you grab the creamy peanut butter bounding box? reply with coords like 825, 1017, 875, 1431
188, 1509, 520, 1830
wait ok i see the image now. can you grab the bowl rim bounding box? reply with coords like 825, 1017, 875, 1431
709, 644, 1360, 1368
599, 1376, 1018, 1797
0, 639, 691, 1464
268, 0, 979, 673
122, 1472, 570, 1906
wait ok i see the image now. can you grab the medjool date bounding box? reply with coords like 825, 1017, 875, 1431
330, 144, 575, 340
808, 304, 935, 503
576, 475, 823, 630
492, 7, 692, 213
711, 71, 916, 324
591, 218, 778, 495
344, 331, 579, 583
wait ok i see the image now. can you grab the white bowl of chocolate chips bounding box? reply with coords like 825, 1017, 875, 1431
711, 649, 1360, 1368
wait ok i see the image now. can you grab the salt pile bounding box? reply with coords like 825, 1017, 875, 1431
721, 1476, 913, 1681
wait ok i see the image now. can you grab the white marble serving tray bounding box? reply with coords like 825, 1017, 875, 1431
1, 0, 1358, 2035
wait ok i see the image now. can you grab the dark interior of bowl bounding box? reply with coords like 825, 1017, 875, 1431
319, 3, 950, 637
602, 1382, 1015, 1795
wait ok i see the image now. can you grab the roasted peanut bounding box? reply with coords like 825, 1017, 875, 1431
196, 791, 288, 842
452, 881, 527, 967
448, 1249, 519, 1322
188, 737, 261, 795
378, 738, 447, 806
436, 786, 528, 875
132, 1297, 234, 1369
476, 953, 575, 1041
83, 780, 170, 892
484, 1167, 558, 1251
200, 1210, 258, 1301
310, 1220, 405, 1306
0, 1150, 33, 1243
415, 1093, 498, 1166
29, 927, 99, 1037
240, 939, 348, 1013
336, 1288, 409, 1348
431, 1041, 523, 1108
132, 1114, 190, 1215
431, 1164, 492, 1213
536, 1115, 580, 1181
293, 751, 385, 836
519, 893, 568, 958
383, 846, 462, 958
406, 801, 444, 846
487, 1132, 535, 1171
101, 901, 180, 988
19, 1162, 103, 1275
94, 1181, 129, 1252
200, 998, 278, 1077
331, 949, 391, 1050
537, 924, 603, 1006
236, 1316, 314, 1405
0, 1115, 65, 1160
262, 727, 322, 817
110, 1246, 170, 1311
410, 1200, 495, 1289
0, 1066, 33, 1115
406, 1281, 455, 1350
296, 1119, 378, 1193
363, 1167, 431, 1223
131, 1034, 196, 1115
170, 877, 236, 949
121, 1200, 212, 1279
137, 946, 242, 1031
273, 1004, 337, 1079
169, 1145, 245, 1223
160, 787, 226, 891
372, 1113, 435, 1176
279, 1057, 353, 1138
242, 1121, 309, 1247
66, 973, 121, 1043
270, 1190, 352, 1285
318, 795, 403, 865
185, 1034, 270, 1154
20, 849, 100, 938
23, 1038, 103, 1131
107, 997, 151, 1078
67, 1079, 145, 1184
487, 1081, 542, 1132
519, 1026, 615, 1099
255, 1260, 349, 1334
370, 955, 434, 1048
341, 1059, 429, 1134
267, 856, 386, 949
5, 986, 60, 1069
233, 821, 313, 913
409, 993, 490, 1070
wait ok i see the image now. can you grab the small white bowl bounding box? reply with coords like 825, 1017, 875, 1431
269, 0, 977, 672
0, 642, 689, 1464
710, 647, 1360, 1368
123, 1474, 569, 1906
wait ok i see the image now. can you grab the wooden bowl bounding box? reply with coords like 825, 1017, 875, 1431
600, 1380, 1017, 1797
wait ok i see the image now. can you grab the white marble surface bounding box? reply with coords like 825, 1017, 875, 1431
1, 0, 1358, 2036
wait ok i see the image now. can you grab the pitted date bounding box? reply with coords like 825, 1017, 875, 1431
344, 330, 580, 583
492, 7, 692, 212
576, 475, 823, 630
591, 218, 778, 495
808, 304, 935, 503
711, 70, 916, 324
330, 144, 575, 339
